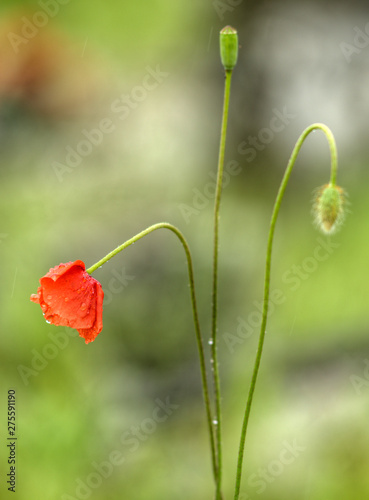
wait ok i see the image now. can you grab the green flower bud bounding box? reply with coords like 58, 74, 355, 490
312, 184, 346, 234
220, 26, 238, 71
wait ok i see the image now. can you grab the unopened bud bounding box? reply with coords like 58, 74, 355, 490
312, 184, 346, 234
220, 26, 238, 71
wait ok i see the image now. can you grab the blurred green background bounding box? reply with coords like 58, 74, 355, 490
1, 0, 369, 499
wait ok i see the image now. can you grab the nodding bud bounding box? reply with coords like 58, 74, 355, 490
220, 26, 238, 71
312, 184, 346, 234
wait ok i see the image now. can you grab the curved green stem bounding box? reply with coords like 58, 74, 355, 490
233, 123, 338, 499
211, 68, 234, 499
86, 223, 218, 482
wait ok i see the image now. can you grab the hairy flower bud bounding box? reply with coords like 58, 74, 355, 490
220, 26, 238, 71
312, 184, 346, 234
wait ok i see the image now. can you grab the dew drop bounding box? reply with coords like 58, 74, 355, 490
64, 297, 69, 302
80, 303, 87, 311
47, 295, 52, 301
45, 320, 51, 324
208, 339, 214, 345
212, 419, 218, 425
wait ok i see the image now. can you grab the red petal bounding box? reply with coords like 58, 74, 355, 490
42, 260, 85, 282
77, 279, 104, 344
31, 261, 104, 342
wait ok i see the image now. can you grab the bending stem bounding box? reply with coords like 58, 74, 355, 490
87, 223, 218, 481
233, 123, 338, 499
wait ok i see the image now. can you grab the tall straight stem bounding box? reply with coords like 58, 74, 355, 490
211, 69, 233, 499
233, 123, 338, 499
86, 223, 218, 482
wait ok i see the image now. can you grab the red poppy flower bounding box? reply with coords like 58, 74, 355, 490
30, 260, 104, 344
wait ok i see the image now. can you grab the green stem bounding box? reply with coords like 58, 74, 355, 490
86, 223, 218, 482
233, 123, 338, 500
211, 68, 233, 499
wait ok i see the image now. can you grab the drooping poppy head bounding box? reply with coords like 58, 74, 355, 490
30, 260, 104, 343
312, 183, 346, 234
